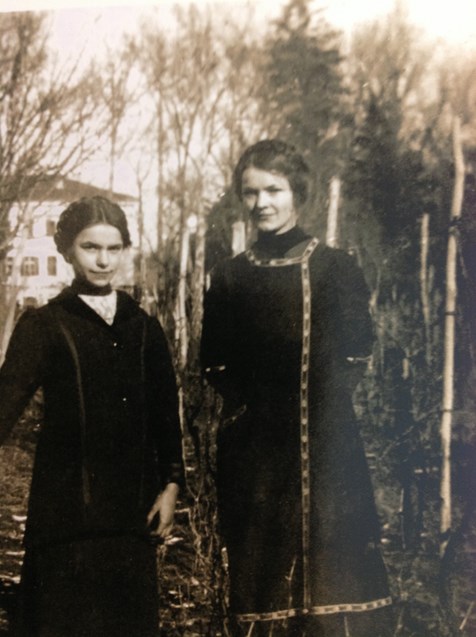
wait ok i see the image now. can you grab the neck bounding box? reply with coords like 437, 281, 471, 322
71, 278, 113, 296
254, 226, 310, 259
257, 225, 299, 241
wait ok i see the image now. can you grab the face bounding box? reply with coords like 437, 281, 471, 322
67, 224, 124, 288
241, 167, 297, 235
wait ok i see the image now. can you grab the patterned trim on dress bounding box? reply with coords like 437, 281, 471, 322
245, 237, 319, 267
245, 235, 318, 610
300, 255, 312, 608
235, 596, 393, 623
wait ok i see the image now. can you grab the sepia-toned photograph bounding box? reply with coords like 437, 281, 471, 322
0, 0, 475, 635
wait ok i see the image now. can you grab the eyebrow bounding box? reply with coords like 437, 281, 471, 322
79, 241, 123, 248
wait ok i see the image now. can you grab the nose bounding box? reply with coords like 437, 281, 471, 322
96, 249, 110, 268
256, 190, 270, 209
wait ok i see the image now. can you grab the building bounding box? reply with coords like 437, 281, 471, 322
5, 176, 139, 308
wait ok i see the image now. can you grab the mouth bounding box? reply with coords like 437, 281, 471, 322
255, 212, 275, 220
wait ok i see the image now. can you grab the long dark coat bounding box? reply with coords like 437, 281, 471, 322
201, 232, 391, 629
0, 288, 184, 637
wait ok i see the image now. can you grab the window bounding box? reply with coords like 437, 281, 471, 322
5, 257, 13, 276
47, 256, 57, 276
46, 219, 56, 236
21, 256, 39, 276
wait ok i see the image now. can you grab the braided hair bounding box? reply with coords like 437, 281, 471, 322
54, 196, 131, 256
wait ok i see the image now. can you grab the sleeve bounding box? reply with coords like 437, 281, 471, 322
145, 317, 185, 490
200, 264, 228, 378
334, 250, 374, 360
334, 251, 374, 393
0, 310, 44, 446
200, 262, 244, 407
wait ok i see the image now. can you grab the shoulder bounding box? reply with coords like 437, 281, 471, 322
115, 292, 167, 332
13, 306, 43, 328
116, 289, 143, 313
312, 243, 353, 262
209, 252, 250, 283
115, 290, 157, 326
6, 306, 49, 354
311, 243, 361, 272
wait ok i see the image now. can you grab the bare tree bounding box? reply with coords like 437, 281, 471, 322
0, 12, 107, 256
0, 11, 110, 354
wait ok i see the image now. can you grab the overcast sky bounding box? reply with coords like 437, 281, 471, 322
1, 0, 474, 200
1, 0, 476, 50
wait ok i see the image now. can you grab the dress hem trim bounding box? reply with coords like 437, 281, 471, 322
235, 596, 392, 622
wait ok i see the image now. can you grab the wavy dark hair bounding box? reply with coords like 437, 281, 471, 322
233, 139, 310, 206
54, 196, 131, 256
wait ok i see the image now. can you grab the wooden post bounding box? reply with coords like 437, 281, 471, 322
136, 184, 149, 312
420, 212, 431, 365
190, 214, 206, 349
175, 223, 190, 371
440, 114, 465, 553
326, 176, 341, 248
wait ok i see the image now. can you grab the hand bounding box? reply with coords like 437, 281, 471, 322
147, 482, 179, 539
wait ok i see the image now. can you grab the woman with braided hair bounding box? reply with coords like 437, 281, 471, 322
0, 196, 184, 636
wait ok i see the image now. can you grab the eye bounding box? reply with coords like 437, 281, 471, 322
80, 243, 98, 251
108, 245, 123, 253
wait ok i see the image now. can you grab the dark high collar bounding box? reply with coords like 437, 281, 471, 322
71, 278, 113, 296
253, 226, 311, 259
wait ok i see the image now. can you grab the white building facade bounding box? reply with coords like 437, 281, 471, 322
5, 177, 139, 308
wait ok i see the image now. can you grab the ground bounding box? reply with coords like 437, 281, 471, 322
0, 405, 475, 636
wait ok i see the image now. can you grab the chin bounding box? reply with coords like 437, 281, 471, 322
87, 278, 112, 287
257, 223, 278, 234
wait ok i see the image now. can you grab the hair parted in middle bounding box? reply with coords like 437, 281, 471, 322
54, 196, 132, 256
233, 139, 310, 206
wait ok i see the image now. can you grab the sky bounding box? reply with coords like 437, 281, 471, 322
0, 0, 474, 201
1, 0, 475, 51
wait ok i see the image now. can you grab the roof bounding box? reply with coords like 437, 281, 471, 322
15, 175, 137, 204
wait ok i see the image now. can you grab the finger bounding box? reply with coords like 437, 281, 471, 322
158, 521, 173, 538
146, 509, 157, 527
147, 499, 162, 526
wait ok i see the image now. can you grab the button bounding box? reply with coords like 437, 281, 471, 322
113, 342, 118, 347
122, 397, 127, 402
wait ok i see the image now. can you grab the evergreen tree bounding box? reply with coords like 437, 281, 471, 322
260, 0, 346, 236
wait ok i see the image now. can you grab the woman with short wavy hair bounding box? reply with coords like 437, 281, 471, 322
202, 140, 393, 636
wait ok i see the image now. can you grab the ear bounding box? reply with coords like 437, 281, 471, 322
63, 250, 72, 264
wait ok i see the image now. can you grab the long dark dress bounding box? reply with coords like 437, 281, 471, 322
0, 286, 184, 637
201, 228, 391, 635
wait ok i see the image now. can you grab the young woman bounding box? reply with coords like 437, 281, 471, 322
0, 196, 184, 637
201, 140, 393, 636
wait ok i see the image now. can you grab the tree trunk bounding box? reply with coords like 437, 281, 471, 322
231, 220, 246, 256
175, 224, 190, 371
190, 215, 206, 354
326, 176, 341, 248
0, 206, 32, 365
157, 99, 165, 253
440, 114, 465, 553
420, 212, 431, 365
